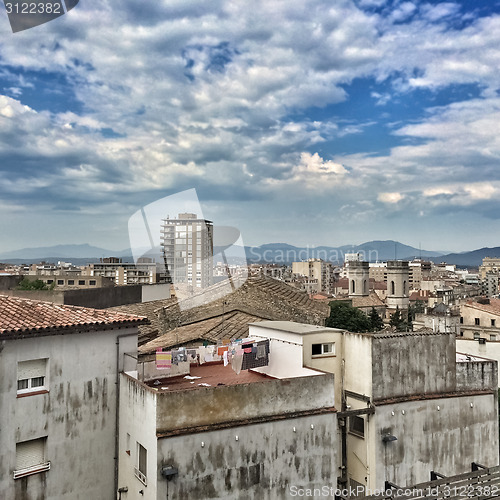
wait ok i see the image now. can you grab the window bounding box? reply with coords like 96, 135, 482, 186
474, 332, 480, 340
491, 335, 497, 341
17, 359, 48, 396
349, 415, 364, 438
46, 280, 53, 284
475, 318, 480, 326
312, 343, 335, 356
492, 319, 496, 327
391, 281, 395, 295
89, 280, 96, 286
460, 316, 463, 324
57, 280, 64, 285
78, 280, 85, 285
135, 443, 147, 485
460, 331, 464, 337
14, 437, 50, 479
68, 280, 74, 285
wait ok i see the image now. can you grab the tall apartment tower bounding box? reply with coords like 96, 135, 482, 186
348, 261, 370, 298
161, 213, 213, 288
292, 258, 337, 295
386, 260, 409, 310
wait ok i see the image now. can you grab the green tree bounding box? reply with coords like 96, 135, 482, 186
326, 301, 372, 333
17, 278, 50, 290
389, 306, 406, 331
369, 307, 384, 331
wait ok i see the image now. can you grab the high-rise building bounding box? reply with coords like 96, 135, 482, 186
161, 213, 213, 288
292, 258, 337, 295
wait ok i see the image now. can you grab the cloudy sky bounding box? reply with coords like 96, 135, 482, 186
0, 0, 500, 254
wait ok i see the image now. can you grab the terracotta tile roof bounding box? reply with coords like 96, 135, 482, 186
139, 310, 267, 353
409, 290, 432, 301
351, 293, 385, 309
464, 298, 500, 317
0, 294, 149, 338
109, 297, 177, 344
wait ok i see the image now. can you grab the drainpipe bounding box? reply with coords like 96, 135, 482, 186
340, 333, 348, 487
115, 331, 139, 499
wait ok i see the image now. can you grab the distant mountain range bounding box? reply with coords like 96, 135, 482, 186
1, 241, 499, 267
0, 244, 132, 265
241, 240, 442, 264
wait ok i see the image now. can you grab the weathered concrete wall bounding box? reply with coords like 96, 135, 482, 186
140, 359, 190, 381
156, 413, 338, 500
141, 283, 171, 302
456, 360, 498, 392
344, 332, 373, 402
156, 374, 335, 433
0, 274, 23, 290
118, 374, 158, 500
3, 285, 143, 308
457, 339, 500, 387
371, 333, 456, 400
0, 327, 138, 500
373, 394, 500, 489
2, 289, 66, 303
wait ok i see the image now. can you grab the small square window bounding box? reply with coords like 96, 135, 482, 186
57, 280, 64, 285
349, 416, 365, 438
312, 343, 335, 356
68, 280, 74, 285
14, 437, 49, 479
17, 359, 48, 396
89, 280, 96, 286
135, 443, 147, 485
78, 280, 85, 285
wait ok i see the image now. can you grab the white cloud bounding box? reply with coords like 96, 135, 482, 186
2, 0, 500, 248
378, 192, 404, 203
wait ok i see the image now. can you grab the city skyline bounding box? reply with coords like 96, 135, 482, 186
1, 0, 500, 253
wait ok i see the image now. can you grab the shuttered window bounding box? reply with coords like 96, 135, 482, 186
17, 359, 48, 395
14, 438, 50, 479
134, 443, 147, 485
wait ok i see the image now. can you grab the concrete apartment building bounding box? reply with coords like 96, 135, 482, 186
161, 213, 213, 288
87, 257, 162, 285
413, 302, 461, 335
292, 258, 337, 295
460, 298, 500, 341
480, 257, 500, 280
248, 321, 499, 491
118, 361, 337, 499
0, 295, 147, 500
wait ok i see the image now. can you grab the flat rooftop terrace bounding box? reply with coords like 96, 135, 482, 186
145, 362, 274, 392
